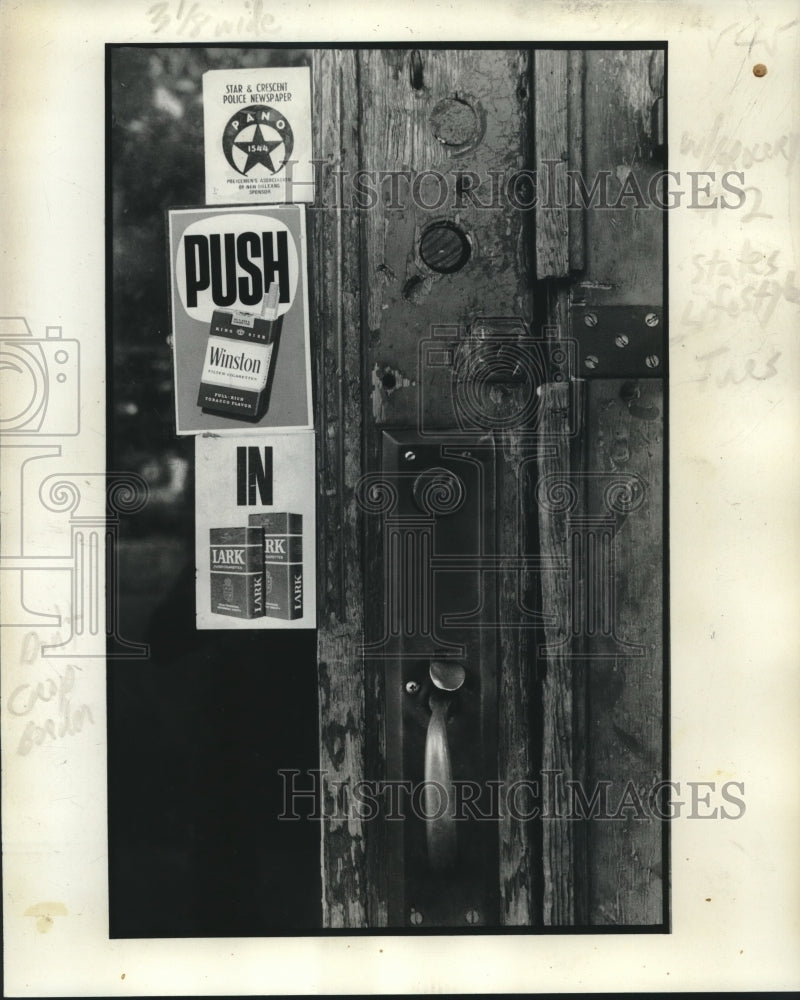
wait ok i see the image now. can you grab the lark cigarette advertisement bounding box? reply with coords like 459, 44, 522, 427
168, 204, 312, 434
203, 66, 314, 204
195, 433, 315, 629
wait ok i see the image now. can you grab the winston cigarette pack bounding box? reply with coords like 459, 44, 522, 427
197, 284, 282, 420
168, 205, 312, 435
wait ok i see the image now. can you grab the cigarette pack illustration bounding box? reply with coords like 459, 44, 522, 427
209, 526, 265, 619
197, 284, 282, 420
247, 512, 303, 620
203, 66, 314, 204
196, 435, 315, 630
168, 205, 312, 435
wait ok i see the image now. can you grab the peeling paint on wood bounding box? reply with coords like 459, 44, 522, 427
313, 45, 665, 931
538, 380, 580, 927
581, 50, 664, 305
536, 50, 665, 929
584, 379, 664, 926
370, 363, 415, 424
535, 50, 570, 278
312, 49, 369, 928
359, 47, 536, 927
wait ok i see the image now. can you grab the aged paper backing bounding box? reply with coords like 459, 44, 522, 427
1, 0, 799, 993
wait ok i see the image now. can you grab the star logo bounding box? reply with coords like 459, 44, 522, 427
233, 123, 284, 173
222, 105, 295, 177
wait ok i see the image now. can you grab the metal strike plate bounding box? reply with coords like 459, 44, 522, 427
572, 304, 665, 378
378, 430, 499, 928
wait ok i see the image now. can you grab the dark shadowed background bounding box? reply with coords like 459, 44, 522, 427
107, 45, 321, 936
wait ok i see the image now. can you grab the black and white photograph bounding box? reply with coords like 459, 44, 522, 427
108, 41, 669, 934
1, 1, 799, 995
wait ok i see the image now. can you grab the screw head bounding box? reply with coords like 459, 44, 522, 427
614, 334, 629, 348
409, 908, 423, 925
584, 355, 599, 370
645, 354, 660, 368
583, 312, 598, 328
644, 312, 659, 327
405, 680, 420, 694
465, 909, 480, 924
404, 450, 416, 461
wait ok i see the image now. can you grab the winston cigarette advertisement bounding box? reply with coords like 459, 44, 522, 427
168, 204, 312, 435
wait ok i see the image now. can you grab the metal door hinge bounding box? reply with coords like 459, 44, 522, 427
571, 304, 664, 378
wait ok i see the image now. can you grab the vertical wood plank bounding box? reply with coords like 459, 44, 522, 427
497, 428, 535, 926
359, 49, 535, 427
574, 51, 665, 924
584, 378, 664, 925
567, 50, 586, 273
537, 49, 666, 927
358, 48, 536, 927
579, 49, 664, 305
312, 49, 370, 928
537, 376, 664, 926
537, 377, 581, 925
534, 50, 569, 279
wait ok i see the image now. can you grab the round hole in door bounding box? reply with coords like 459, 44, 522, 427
419, 221, 471, 274
429, 97, 480, 146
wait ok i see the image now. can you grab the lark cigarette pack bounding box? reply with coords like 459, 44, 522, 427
197, 285, 282, 421
247, 512, 303, 620
209, 527, 265, 619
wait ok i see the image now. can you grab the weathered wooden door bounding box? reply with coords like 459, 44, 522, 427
311, 46, 665, 929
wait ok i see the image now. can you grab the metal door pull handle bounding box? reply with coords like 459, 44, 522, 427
424, 661, 465, 870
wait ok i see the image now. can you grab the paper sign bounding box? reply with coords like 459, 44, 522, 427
168, 204, 313, 434
203, 66, 314, 204
195, 432, 316, 629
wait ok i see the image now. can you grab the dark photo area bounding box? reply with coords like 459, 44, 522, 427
107, 46, 321, 937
